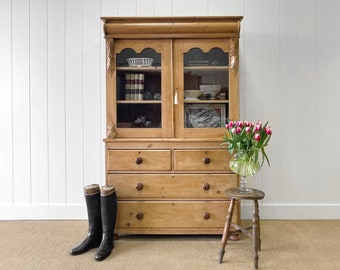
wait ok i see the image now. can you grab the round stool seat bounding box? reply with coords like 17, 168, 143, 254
226, 187, 265, 201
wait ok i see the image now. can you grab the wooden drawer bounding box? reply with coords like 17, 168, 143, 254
107, 150, 171, 171
108, 173, 237, 199
174, 149, 230, 171
115, 201, 239, 233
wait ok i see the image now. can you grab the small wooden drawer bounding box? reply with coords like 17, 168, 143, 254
107, 150, 171, 171
115, 201, 239, 231
174, 149, 230, 171
108, 173, 237, 199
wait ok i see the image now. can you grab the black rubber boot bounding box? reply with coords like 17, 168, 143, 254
94, 185, 117, 261
70, 184, 102, 255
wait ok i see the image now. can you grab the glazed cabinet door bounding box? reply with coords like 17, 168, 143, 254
106, 39, 172, 138
173, 39, 240, 138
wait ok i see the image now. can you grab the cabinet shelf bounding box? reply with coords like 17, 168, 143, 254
117, 66, 161, 72
184, 99, 229, 104
184, 66, 229, 74
185, 65, 229, 70
117, 100, 161, 104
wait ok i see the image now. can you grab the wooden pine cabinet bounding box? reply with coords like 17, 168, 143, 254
102, 16, 243, 235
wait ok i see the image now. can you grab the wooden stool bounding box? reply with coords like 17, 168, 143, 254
219, 187, 265, 269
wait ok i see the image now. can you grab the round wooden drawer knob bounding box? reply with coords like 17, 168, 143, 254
203, 212, 210, 220
136, 212, 144, 220
202, 183, 210, 190
135, 157, 143, 164
203, 157, 210, 164
136, 183, 144, 191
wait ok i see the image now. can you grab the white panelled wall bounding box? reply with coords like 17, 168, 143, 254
1, 0, 340, 220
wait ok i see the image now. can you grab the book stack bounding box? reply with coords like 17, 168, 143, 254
125, 74, 144, 100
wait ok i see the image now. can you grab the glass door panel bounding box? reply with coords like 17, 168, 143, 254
174, 39, 236, 138
184, 47, 229, 128
116, 48, 162, 128
113, 40, 172, 138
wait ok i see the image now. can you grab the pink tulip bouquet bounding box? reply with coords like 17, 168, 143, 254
222, 120, 272, 169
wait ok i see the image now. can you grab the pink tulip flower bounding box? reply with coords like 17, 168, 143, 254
254, 133, 260, 141
265, 127, 272, 135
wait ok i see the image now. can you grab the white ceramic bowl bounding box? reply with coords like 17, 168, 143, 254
184, 90, 203, 99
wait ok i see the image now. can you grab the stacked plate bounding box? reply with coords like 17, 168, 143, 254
184, 90, 203, 100
199, 85, 221, 100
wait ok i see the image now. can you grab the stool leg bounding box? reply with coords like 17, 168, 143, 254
258, 205, 262, 252
219, 198, 235, 263
253, 200, 260, 269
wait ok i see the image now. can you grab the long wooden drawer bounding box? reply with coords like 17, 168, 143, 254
108, 173, 237, 199
115, 201, 239, 232
174, 149, 230, 171
107, 150, 171, 171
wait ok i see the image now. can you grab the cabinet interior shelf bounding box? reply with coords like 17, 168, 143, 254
184, 66, 229, 72
116, 66, 229, 73
184, 100, 229, 104
117, 66, 161, 72
117, 100, 228, 104
117, 100, 161, 104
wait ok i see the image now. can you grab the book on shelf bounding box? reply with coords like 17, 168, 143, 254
131, 74, 136, 100
125, 74, 131, 100
124, 73, 144, 100
137, 74, 144, 100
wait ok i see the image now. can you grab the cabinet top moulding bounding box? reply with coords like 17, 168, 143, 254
101, 16, 243, 39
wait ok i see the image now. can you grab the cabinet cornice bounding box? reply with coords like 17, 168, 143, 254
101, 16, 243, 39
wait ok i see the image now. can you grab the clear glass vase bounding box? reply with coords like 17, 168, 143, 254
239, 175, 250, 193
229, 152, 260, 193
